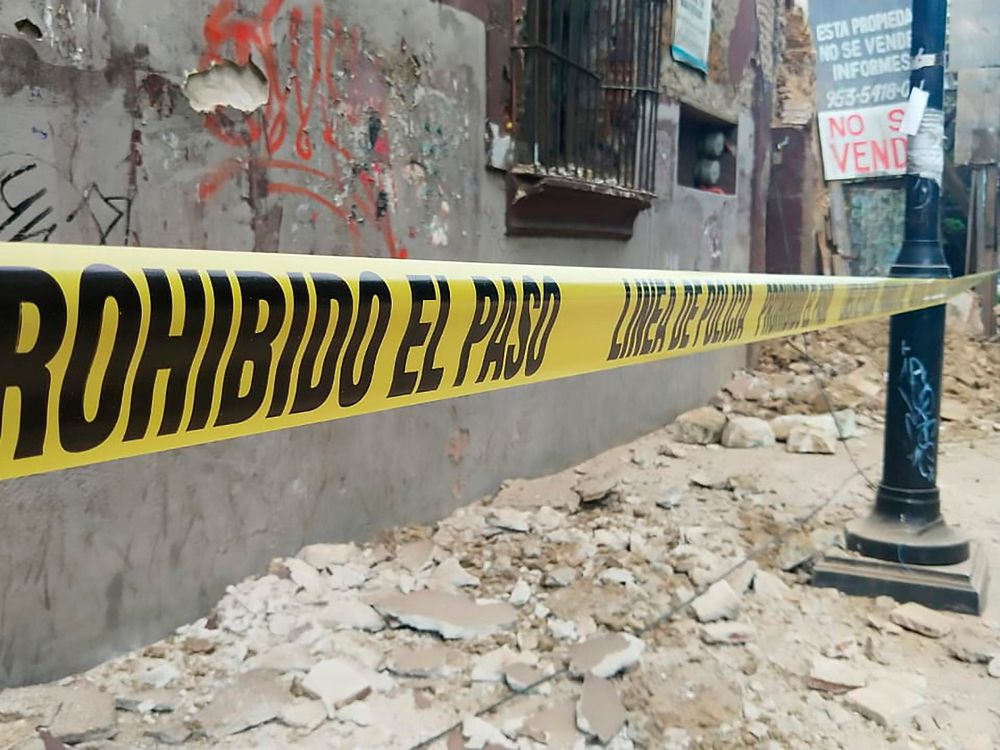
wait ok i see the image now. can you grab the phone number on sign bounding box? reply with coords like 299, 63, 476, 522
825, 81, 910, 109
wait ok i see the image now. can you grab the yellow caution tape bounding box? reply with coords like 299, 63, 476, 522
0, 243, 989, 480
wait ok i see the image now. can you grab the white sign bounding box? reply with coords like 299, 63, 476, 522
671, 0, 712, 73
817, 104, 908, 181
809, 1, 913, 181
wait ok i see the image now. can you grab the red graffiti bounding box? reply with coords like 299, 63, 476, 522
197, 0, 407, 258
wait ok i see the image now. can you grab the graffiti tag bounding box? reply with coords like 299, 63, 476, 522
898, 340, 936, 482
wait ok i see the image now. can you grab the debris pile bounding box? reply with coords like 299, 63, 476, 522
2, 320, 998, 750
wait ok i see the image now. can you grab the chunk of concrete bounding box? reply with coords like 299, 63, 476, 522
568, 633, 645, 678
244, 642, 315, 673
462, 716, 517, 750
508, 579, 532, 606
519, 700, 584, 749
42, 684, 117, 745
374, 590, 517, 639
786, 425, 837, 455
844, 680, 923, 727
279, 697, 327, 731
195, 670, 289, 738
297, 543, 360, 570
700, 622, 756, 645
396, 540, 436, 573
947, 628, 999, 664
300, 658, 372, 718
752, 570, 791, 598
487, 508, 531, 533
386, 645, 457, 678
576, 675, 625, 744
574, 474, 622, 504
721, 417, 776, 449
430, 557, 481, 588
674, 407, 727, 445
471, 646, 520, 683
890, 602, 953, 638
317, 599, 385, 632
771, 411, 857, 441
807, 656, 868, 693
503, 663, 545, 692
544, 566, 578, 588
691, 580, 741, 623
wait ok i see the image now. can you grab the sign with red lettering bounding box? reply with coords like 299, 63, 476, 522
818, 104, 907, 181
809, 1, 912, 181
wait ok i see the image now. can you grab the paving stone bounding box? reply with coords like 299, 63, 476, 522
700, 622, 756, 645
568, 633, 645, 678
890, 602, 953, 638
844, 680, 923, 727
691, 580, 741, 623
300, 658, 372, 718
576, 675, 625, 744
807, 656, 867, 693
194, 670, 289, 738
721, 417, 776, 449
674, 407, 728, 445
374, 590, 517, 639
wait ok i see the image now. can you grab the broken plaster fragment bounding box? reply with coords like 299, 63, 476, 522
300, 658, 372, 718
374, 590, 517, 639
576, 674, 626, 744
568, 633, 645, 678
184, 60, 268, 114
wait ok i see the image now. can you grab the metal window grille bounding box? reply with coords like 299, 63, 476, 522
515, 0, 664, 194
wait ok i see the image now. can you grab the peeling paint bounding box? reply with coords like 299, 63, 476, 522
183, 60, 269, 114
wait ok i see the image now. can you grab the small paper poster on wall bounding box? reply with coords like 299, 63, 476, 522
671, 0, 712, 73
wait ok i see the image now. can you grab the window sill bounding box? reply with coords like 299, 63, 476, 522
505, 168, 654, 240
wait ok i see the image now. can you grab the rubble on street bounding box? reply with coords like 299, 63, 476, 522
2, 313, 999, 750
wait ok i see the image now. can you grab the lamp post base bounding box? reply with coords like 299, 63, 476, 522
812, 543, 989, 615
844, 512, 970, 566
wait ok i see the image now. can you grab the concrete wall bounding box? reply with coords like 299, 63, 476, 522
0, 0, 772, 686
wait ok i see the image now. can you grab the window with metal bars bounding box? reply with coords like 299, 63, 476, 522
514, 0, 665, 194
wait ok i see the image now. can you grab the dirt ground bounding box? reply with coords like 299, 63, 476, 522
2, 301, 999, 750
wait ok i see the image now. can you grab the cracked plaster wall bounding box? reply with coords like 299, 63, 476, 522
0, 0, 769, 685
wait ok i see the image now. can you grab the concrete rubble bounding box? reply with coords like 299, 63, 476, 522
5, 320, 999, 749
